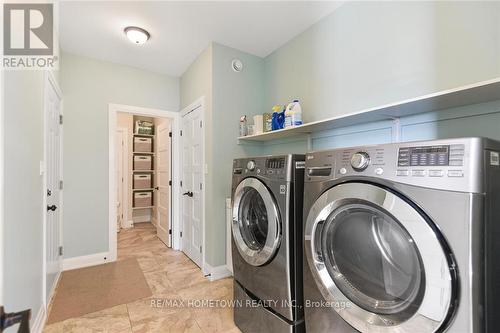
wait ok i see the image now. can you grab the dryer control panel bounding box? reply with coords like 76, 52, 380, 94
305, 138, 489, 193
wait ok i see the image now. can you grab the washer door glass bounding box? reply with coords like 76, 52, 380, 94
238, 187, 268, 251
232, 177, 281, 266
322, 204, 424, 319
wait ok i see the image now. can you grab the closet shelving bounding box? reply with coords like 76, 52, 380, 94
132, 123, 155, 210
238, 77, 500, 142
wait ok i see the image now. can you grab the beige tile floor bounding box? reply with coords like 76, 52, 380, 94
44, 223, 241, 333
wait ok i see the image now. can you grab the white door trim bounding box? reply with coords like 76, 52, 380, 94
42, 70, 63, 308
116, 127, 129, 230
179, 96, 206, 274
0, 61, 4, 305
108, 104, 180, 261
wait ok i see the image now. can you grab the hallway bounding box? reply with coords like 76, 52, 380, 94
44, 224, 239, 333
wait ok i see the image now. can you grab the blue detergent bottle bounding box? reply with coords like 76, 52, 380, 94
271, 106, 285, 130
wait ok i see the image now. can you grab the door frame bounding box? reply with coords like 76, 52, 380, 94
108, 104, 180, 261
179, 96, 206, 273
115, 127, 129, 230
42, 71, 64, 307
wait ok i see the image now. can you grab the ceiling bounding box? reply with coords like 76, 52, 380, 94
59, 1, 342, 77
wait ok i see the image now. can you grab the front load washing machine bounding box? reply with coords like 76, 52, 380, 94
231, 155, 305, 333
303, 137, 500, 333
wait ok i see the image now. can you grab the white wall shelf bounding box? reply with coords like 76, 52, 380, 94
238, 77, 500, 142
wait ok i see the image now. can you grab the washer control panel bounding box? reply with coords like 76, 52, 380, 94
232, 156, 293, 181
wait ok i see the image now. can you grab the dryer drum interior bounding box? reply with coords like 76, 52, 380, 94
318, 202, 426, 322
305, 182, 457, 332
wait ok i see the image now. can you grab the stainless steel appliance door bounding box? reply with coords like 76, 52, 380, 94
304, 182, 455, 333
232, 177, 281, 266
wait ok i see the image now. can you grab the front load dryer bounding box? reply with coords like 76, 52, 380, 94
303, 137, 500, 333
231, 155, 305, 333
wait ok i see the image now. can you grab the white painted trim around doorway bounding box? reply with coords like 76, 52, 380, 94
179, 96, 207, 274
108, 104, 181, 262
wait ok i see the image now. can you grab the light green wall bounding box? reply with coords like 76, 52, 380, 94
264, 1, 500, 123
60, 52, 179, 258
180, 43, 264, 266
3, 71, 45, 327
210, 43, 264, 266
257, 1, 500, 156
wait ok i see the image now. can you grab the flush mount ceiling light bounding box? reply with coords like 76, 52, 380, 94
232, 59, 243, 72
124, 26, 150, 45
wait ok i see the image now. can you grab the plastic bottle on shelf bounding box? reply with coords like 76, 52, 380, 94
285, 100, 303, 128
239, 115, 247, 136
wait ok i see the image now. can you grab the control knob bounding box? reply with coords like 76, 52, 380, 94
350, 152, 370, 171
247, 160, 256, 171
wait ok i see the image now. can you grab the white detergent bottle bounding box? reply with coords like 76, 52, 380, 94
285, 100, 303, 128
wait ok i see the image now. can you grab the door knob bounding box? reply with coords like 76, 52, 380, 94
182, 191, 193, 197
47, 205, 57, 211
154, 187, 159, 190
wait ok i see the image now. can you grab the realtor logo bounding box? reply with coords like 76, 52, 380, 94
3, 3, 57, 69
4, 3, 53, 55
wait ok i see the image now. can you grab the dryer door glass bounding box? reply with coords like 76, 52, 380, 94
304, 182, 456, 333
232, 177, 281, 266
322, 204, 424, 319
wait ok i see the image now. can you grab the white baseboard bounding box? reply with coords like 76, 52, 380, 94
205, 264, 232, 281
122, 219, 134, 229
31, 305, 46, 333
62, 252, 112, 271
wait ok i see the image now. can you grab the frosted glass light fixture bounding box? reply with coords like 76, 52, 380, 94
124, 26, 150, 45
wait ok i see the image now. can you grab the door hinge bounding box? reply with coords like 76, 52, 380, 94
59, 114, 63, 125
168, 229, 172, 235
180, 231, 183, 238
180, 130, 183, 136
59, 180, 63, 190
200, 120, 202, 128
169, 180, 172, 186
169, 132, 172, 138
199, 245, 202, 253
200, 183, 203, 190
180, 180, 183, 187
59, 246, 63, 256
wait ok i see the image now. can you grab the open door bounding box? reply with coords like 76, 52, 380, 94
156, 119, 172, 246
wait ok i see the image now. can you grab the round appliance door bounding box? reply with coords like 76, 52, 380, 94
305, 182, 456, 333
232, 177, 281, 267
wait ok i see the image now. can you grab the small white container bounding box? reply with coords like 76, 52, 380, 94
134, 137, 152, 152
134, 155, 152, 170
134, 174, 152, 189
253, 115, 263, 134
134, 192, 152, 207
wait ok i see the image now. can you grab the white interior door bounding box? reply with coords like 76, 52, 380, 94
181, 107, 203, 267
45, 77, 62, 303
156, 119, 172, 247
